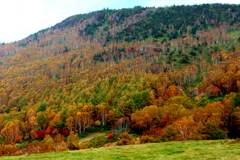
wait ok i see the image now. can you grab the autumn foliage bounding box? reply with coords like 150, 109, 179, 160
0, 3, 239, 157
107, 133, 114, 139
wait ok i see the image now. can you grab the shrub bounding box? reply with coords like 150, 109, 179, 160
54, 134, 64, 143
211, 130, 226, 140
0, 144, 15, 156
79, 141, 91, 149
55, 141, 68, 152
0, 136, 5, 144
203, 121, 227, 140
14, 136, 22, 143
142, 126, 165, 138
160, 125, 179, 142
15, 141, 29, 149
139, 135, 155, 144
67, 131, 79, 150
42, 135, 55, 151
91, 135, 107, 148
58, 128, 69, 136
32, 139, 41, 143
108, 133, 114, 139
116, 132, 135, 146
94, 120, 101, 126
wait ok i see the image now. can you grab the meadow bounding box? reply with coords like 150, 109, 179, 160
1, 140, 240, 160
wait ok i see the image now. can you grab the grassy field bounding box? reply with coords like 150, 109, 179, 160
1, 140, 240, 160
228, 30, 240, 39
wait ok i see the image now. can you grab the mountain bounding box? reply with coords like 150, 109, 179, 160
0, 3, 240, 156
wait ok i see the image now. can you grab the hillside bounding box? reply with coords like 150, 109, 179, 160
1, 140, 240, 160
0, 3, 240, 156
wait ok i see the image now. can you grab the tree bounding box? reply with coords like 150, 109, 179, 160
49, 111, 63, 128
204, 102, 225, 126
25, 109, 38, 131
193, 108, 208, 124
131, 105, 161, 130
232, 92, 240, 108
81, 112, 92, 132
195, 94, 209, 107
37, 112, 47, 130
163, 86, 183, 100
113, 117, 130, 136
164, 96, 194, 109
106, 109, 123, 126
161, 103, 186, 124
173, 116, 204, 140
1, 120, 22, 143
96, 104, 110, 126
66, 116, 74, 132
203, 121, 226, 140
67, 131, 79, 150
129, 91, 150, 110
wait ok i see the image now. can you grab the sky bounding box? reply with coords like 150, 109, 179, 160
0, 0, 239, 43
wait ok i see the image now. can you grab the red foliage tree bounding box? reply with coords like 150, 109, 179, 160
159, 115, 170, 128
35, 131, 47, 139
142, 126, 165, 138
58, 128, 69, 136
45, 126, 54, 135
14, 136, 22, 143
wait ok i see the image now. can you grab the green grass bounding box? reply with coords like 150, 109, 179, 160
1, 140, 240, 160
228, 30, 240, 39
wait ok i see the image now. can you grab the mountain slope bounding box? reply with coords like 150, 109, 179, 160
0, 4, 240, 156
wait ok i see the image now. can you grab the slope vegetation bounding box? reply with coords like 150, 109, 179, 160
0, 3, 239, 157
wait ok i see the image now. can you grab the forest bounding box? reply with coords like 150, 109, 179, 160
0, 3, 240, 156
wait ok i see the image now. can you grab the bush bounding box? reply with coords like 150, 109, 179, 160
142, 126, 165, 138
55, 142, 68, 152
108, 133, 114, 139
79, 141, 91, 149
32, 139, 41, 143
0, 144, 15, 156
54, 134, 64, 143
14, 136, 22, 143
42, 135, 55, 151
67, 131, 79, 150
91, 135, 107, 148
94, 120, 101, 126
0, 136, 5, 144
203, 121, 227, 140
116, 132, 135, 146
160, 125, 179, 142
211, 130, 226, 140
139, 136, 155, 144
15, 141, 29, 149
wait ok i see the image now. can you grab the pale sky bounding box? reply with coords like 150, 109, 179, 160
0, 0, 239, 43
